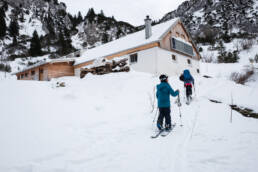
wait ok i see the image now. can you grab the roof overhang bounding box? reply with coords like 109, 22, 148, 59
13, 59, 75, 75
74, 41, 160, 67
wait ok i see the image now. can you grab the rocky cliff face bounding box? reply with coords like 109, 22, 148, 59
72, 15, 136, 49
0, 0, 136, 60
160, 0, 258, 43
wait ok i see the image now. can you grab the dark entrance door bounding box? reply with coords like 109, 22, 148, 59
39, 68, 44, 81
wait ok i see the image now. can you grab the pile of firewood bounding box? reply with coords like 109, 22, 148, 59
80, 58, 130, 78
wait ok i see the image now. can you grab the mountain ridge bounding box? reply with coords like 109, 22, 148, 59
0, 0, 258, 73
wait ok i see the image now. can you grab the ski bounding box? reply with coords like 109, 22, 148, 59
151, 129, 165, 139
161, 124, 176, 137
151, 124, 176, 138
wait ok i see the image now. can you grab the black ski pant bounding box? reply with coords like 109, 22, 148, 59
157, 107, 171, 128
186, 85, 192, 97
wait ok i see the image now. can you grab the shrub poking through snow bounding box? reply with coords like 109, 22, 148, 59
56, 82, 66, 88
255, 54, 258, 63
202, 52, 214, 63
240, 39, 254, 50
230, 69, 254, 85
249, 58, 254, 64
218, 50, 239, 63
217, 40, 239, 63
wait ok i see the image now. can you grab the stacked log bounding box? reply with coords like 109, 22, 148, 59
80, 58, 130, 78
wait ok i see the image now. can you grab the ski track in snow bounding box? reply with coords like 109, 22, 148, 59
0, 70, 258, 172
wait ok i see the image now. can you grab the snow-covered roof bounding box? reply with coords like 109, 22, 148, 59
74, 18, 180, 66
14, 58, 75, 75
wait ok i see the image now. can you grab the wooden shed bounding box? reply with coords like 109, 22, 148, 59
15, 59, 75, 81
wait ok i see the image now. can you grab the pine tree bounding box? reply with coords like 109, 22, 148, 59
207, 0, 213, 6
46, 16, 55, 38
12, 36, 17, 46
68, 13, 77, 29
53, 0, 59, 5
64, 27, 73, 53
77, 11, 83, 22
0, 8, 7, 38
58, 30, 73, 55
116, 28, 122, 39
46, 35, 51, 52
217, 40, 226, 63
218, 40, 225, 55
86, 8, 96, 23
0, 8, 5, 17
29, 30, 42, 57
2, 1, 8, 11
9, 18, 19, 37
100, 10, 105, 17
19, 11, 25, 23
222, 30, 231, 43
64, 27, 70, 39
102, 33, 109, 43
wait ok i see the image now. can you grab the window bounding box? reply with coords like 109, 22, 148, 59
181, 34, 185, 39
176, 32, 180, 37
172, 55, 176, 61
171, 37, 194, 56
40, 69, 43, 73
197, 69, 200, 73
21, 74, 24, 78
130, 53, 138, 63
187, 59, 191, 65
31, 70, 35, 75
17, 75, 20, 80
25, 73, 28, 77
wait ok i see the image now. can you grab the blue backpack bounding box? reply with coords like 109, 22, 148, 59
181, 69, 194, 85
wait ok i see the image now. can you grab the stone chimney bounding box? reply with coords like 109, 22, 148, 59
144, 15, 152, 39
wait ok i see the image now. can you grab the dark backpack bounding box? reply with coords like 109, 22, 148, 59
179, 74, 184, 81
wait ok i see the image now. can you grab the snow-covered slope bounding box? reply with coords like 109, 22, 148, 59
0, 67, 258, 172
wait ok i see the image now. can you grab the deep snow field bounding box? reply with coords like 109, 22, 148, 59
0, 63, 258, 172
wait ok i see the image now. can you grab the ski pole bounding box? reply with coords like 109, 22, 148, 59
194, 84, 197, 98
152, 107, 158, 125
177, 94, 183, 127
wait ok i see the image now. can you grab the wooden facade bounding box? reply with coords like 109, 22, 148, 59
47, 62, 75, 79
159, 21, 201, 60
16, 61, 74, 81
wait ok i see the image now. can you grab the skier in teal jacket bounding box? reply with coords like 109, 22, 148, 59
156, 74, 179, 131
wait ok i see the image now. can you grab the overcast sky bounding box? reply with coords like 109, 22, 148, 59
59, 0, 185, 26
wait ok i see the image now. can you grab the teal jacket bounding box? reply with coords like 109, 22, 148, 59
156, 82, 179, 108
